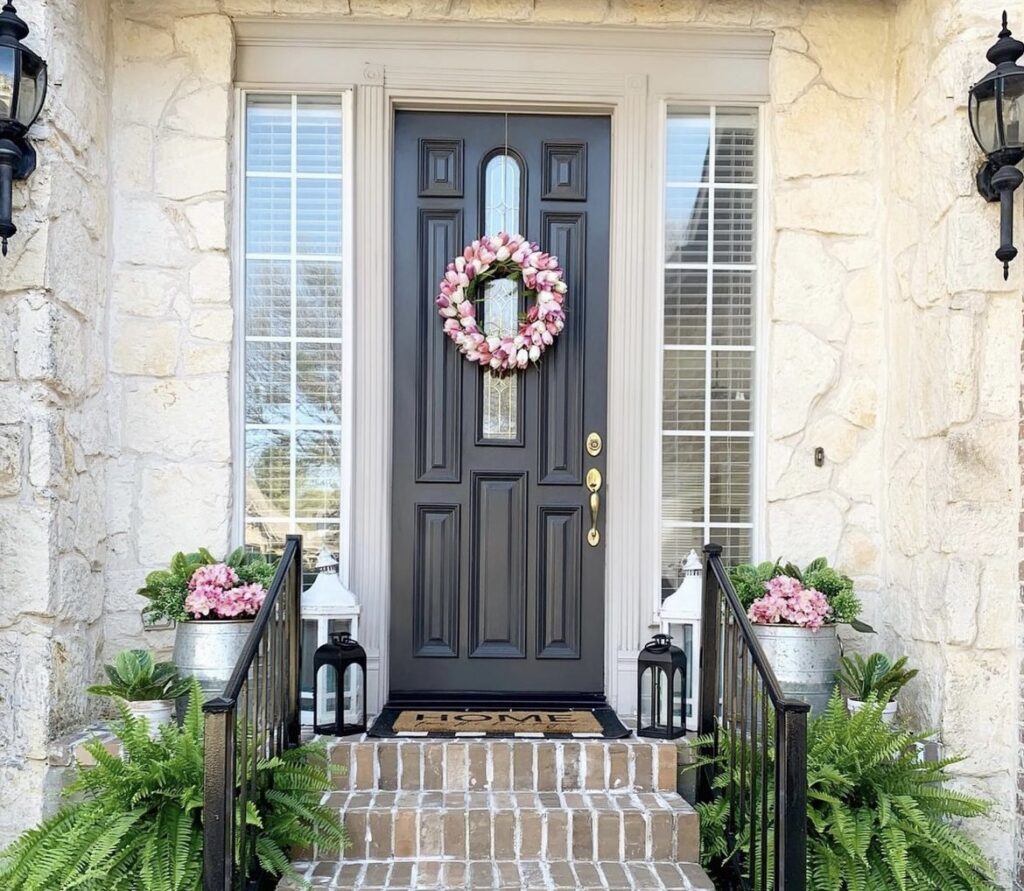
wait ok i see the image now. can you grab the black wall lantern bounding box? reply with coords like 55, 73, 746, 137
637, 633, 687, 740
312, 632, 367, 736
969, 11, 1024, 279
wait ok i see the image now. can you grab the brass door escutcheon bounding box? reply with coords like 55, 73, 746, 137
585, 431, 603, 457
586, 467, 602, 546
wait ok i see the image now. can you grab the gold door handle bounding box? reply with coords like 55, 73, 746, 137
586, 468, 602, 547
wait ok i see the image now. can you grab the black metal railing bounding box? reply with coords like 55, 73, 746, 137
202, 534, 303, 891
696, 543, 809, 891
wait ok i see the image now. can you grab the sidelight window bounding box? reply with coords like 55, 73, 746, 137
660, 106, 759, 597
240, 93, 350, 574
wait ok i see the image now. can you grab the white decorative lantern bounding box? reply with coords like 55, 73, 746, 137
659, 549, 703, 731
300, 548, 361, 728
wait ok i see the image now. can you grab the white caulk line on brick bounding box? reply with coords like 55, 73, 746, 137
572, 731, 602, 738
515, 731, 544, 738
396, 730, 427, 736
455, 731, 485, 737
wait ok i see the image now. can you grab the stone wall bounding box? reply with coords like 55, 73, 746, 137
0, 0, 111, 847
886, 0, 1019, 881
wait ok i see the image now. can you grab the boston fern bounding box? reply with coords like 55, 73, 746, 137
138, 547, 277, 625
0, 681, 344, 891
690, 693, 996, 890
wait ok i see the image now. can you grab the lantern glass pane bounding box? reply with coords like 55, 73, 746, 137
0, 48, 15, 121
654, 667, 668, 729
299, 619, 319, 717
673, 667, 685, 727
17, 52, 45, 128
343, 664, 363, 727
1000, 73, 1024, 148
315, 663, 338, 724
639, 667, 653, 728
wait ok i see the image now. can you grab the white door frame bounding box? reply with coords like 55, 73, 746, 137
234, 18, 771, 717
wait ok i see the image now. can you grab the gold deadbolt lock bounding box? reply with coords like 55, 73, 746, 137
586, 432, 603, 457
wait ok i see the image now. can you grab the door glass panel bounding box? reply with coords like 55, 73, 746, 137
481, 153, 523, 441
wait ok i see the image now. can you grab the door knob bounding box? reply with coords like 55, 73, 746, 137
586, 467, 602, 547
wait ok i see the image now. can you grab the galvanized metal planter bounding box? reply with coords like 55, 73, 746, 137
751, 623, 841, 715
173, 619, 254, 705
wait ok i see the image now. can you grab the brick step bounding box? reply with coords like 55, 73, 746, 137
328, 737, 679, 793
280, 858, 715, 889
328, 789, 700, 864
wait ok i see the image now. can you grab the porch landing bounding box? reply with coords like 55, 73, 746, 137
281, 736, 713, 890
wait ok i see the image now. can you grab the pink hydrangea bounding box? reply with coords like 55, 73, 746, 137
747, 576, 831, 630
184, 563, 266, 620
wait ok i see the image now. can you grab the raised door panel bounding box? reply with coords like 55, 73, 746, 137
412, 505, 460, 658
416, 209, 463, 482
469, 472, 527, 658
537, 506, 582, 659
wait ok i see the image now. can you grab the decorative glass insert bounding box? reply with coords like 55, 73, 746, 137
661, 106, 758, 596
243, 94, 346, 572
481, 152, 523, 441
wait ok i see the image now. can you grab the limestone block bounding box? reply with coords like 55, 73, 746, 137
112, 318, 181, 376
189, 307, 233, 342
941, 558, 980, 646
776, 177, 877, 236
771, 232, 846, 329
975, 558, 1016, 651
114, 18, 175, 62
113, 265, 184, 317
184, 341, 231, 374
27, 413, 70, 494
768, 325, 839, 438
770, 48, 819, 105
165, 84, 230, 140
767, 439, 832, 501
945, 425, 1015, 504
112, 59, 191, 127
106, 460, 137, 537
173, 15, 234, 82
802, 3, 889, 99
803, 414, 860, 465
123, 379, 230, 462
886, 450, 928, 557
184, 200, 227, 251
112, 124, 154, 191
155, 135, 228, 200
16, 301, 87, 398
114, 200, 188, 268
828, 237, 877, 272
831, 379, 877, 430
834, 434, 881, 504
533, 0, 609, 21
349, 0, 413, 14
189, 252, 231, 303
699, 0, 754, 26
946, 197, 1018, 296
463, 0, 533, 17
939, 501, 1018, 557
0, 619, 53, 758
941, 648, 1013, 776
843, 271, 882, 325
105, 569, 149, 614
977, 295, 1020, 418
0, 425, 22, 497
774, 86, 879, 179
137, 463, 231, 563
767, 493, 846, 565
836, 526, 880, 578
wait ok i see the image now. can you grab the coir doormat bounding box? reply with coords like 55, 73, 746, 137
369, 706, 630, 739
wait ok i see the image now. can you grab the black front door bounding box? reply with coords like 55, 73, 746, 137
390, 111, 610, 702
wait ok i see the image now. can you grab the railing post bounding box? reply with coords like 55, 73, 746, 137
775, 703, 809, 891
203, 699, 237, 891
696, 543, 723, 804
286, 534, 302, 746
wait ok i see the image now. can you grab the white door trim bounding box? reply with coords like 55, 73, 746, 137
234, 18, 772, 717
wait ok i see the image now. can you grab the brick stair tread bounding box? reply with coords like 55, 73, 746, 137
331, 789, 699, 864
281, 858, 715, 889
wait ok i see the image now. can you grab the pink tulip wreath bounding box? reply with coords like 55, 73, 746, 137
435, 232, 567, 372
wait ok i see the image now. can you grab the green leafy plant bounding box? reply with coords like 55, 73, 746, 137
0, 680, 344, 891
688, 692, 996, 890
87, 649, 191, 702
839, 652, 918, 703
138, 547, 277, 625
729, 556, 874, 632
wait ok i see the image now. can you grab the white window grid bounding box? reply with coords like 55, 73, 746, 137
241, 93, 349, 569
661, 105, 758, 571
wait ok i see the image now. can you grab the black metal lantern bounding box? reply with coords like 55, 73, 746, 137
637, 633, 687, 740
969, 11, 1024, 278
312, 632, 366, 736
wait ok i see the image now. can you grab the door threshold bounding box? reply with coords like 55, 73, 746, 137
384, 691, 610, 710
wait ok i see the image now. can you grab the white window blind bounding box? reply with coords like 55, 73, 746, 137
242, 94, 346, 572
661, 106, 758, 598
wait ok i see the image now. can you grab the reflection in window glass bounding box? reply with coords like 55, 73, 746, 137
661, 107, 758, 595
244, 95, 346, 571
